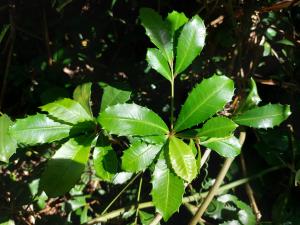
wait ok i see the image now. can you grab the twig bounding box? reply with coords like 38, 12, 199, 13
100, 172, 141, 215
42, 0, 52, 66
240, 153, 262, 222
134, 175, 143, 225
149, 213, 163, 225
84, 164, 282, 225
0, 0, 16, 110
188, 132, 246, 225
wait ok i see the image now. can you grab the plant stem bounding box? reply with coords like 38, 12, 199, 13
188, 132, 246, 225
134, 176, 143, 225
170, 78, 175, 130
84, 164, 282, 225
149, 213, 163, 225
100, 172, 141, 215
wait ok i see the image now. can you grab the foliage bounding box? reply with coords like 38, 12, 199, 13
0, 1, 299, 224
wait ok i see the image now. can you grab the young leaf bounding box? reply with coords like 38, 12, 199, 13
202, 136, 241, 158
146, 48, 172, 81
0, 114, 17, 163
73, 82, 93, 117
169, 136, 197, 182
9, 114, 71, 145
151, 157, 184, 221
237, 78, 261, 113
233, 104, 291, 129
197, 117, 237, 138
100, 83, 131, 112
122, 141, 162, 172
166, 11, 188, 34
174, 75, 234, 132
175, 15, 206, 74
40, 98, 94, 124
139, 8, 173, 63
93, 145, 118, 182
98, 103, 169, 136
40, 137, 91, 197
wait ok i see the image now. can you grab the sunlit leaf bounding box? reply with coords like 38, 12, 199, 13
202, 136, 241, 158
151, 156, 184, 221
40, 98, 94, 124
166, 11, 188, 34
197, 117, 237, 138
139, 8, 173, 63
122, 141, 162, 172
175, 15, 206, 74
0, 114, 17, 163
9, 114, 71, 145
169, 136, 197, 182
98, 103, 169, 136
40, 137, 91, 197
233, 104, 291, 128
73, 82, 93, 117
100, 83, 131, 112
146, 48, 172, 81
174, 75, 234, 132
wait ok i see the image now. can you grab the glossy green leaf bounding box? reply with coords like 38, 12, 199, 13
166, 11, 188, 34
122, 141, 162, 172
146, 48, 172, 81
151, 157, 184, 221
40, 98, 94, 124
100, 83, 131, 112
233, 104, 291, 128
93, 145, 118, 182
197, 117, 237, 138
169, 136, 197, 182
139, 8, 173, 63
40, 137, 91, 197
73, 82, 93, 117
237, 78, 261, 113
98, 103, 169, 136
189, 139, 201, 172
175, 15, 206, 74
202, 136, 241, 158
0, 114, 17, 163
174, 75, 234, 132
9, 114, 71, 145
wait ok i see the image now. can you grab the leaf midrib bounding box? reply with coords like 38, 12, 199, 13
11, 125, 70, 132
234, 112, 284, 122
175, 81, 230, 131
102, 116, 168, 134
199, 124, 236, 137
171, 139, 190, 180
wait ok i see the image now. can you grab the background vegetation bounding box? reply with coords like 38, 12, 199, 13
0, 0, 300, 224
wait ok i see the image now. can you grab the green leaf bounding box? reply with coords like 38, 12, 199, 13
100, 83, 131, 112
189, 139, 201, 172
197, 117, 237, 138
237, 78, 261, 113
139, 210, 158, 225
0, 114, 17, 163
9, 114, 71, 145
0, 24, 10, 44
73, 82, 93, 117
122, 141, 162, 172
166, 11, 188, 34
174, 75, 234, 132
169, 136, 197, 182
93, 145, 118, 182
139, 8, 173, 63
40, 137, 91, 197
295, 169, 300, 187
233, 104, 291, 128
202, 136, 241, 158
146, 48, 172, 81
276, 39, 294, 46
40, 98, 94, 124
175, 15, 206, 74
98, 103, 169, 136
151, 157, 184, 221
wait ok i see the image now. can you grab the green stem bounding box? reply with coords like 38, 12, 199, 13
100, 172, 141, 215
134, 176, 143, 225
188, 132, 246, 225
84, 164, 283, 225
170, 78, 175, 130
